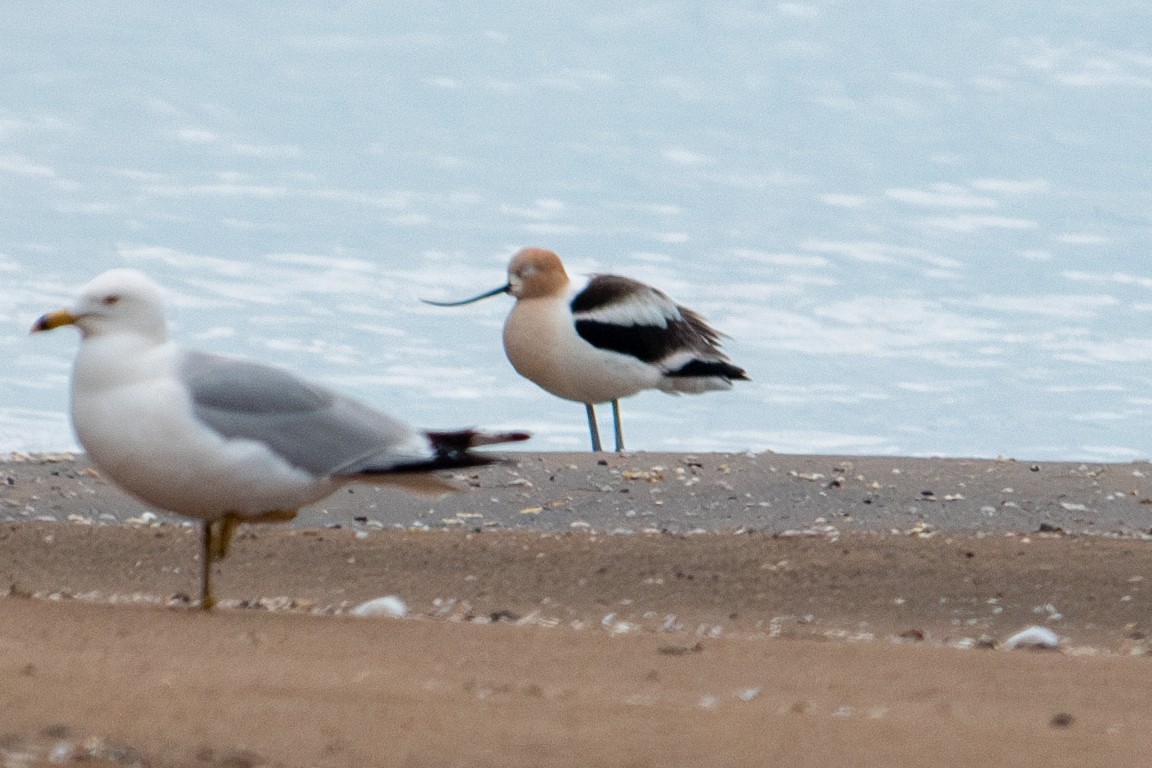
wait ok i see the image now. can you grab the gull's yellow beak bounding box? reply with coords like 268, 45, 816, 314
31, 309, 79, 333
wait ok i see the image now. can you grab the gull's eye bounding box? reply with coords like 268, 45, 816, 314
101, 294, 121, 306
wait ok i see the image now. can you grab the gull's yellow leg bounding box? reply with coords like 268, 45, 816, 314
251, 509, 298, 524
199, 514, 239, 610
199, 520, 215, 611
213, 514, 240, 560
198, 511, 296, 611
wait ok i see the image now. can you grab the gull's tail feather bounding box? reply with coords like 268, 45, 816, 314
429, 429, 533, 451
353, 429, 531, 494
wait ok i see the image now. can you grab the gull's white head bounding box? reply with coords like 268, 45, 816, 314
32, 268, 168, 342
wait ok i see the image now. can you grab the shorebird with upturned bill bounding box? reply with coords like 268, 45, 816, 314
33, 268, 530, 609
424, 247, 748, 452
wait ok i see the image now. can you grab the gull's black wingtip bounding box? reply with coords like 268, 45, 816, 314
423, 428, 531, 454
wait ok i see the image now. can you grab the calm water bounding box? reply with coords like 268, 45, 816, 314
1, 3, 1150, 460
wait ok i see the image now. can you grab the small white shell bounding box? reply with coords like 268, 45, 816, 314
1002, 625, 1060, 650
350, 595, 407, 618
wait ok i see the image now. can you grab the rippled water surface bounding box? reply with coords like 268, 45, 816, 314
2, 3, 1151, 459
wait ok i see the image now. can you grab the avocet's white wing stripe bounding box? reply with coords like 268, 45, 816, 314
570, 275, 682, 328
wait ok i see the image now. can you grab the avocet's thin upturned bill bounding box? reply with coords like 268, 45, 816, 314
33, 269, 529, 610
424, 247, 748, 452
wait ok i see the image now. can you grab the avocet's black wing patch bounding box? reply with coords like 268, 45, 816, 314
664, 358, 749, 380
571, 274, 747, 381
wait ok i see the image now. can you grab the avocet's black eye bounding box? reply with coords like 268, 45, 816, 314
101, 294, 121, 306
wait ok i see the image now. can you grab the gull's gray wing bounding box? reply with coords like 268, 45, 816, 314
181, 351, 427, 477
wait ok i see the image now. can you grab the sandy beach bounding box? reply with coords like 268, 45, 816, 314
2, 451, 1151, 767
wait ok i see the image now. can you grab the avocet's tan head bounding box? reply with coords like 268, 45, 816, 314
506, 247, 569, 300
31, 268, 168, 343
421, 246, 572, 308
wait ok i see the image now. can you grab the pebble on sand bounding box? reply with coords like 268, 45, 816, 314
350, 596, 408, 618
1001, 626, 1061, 651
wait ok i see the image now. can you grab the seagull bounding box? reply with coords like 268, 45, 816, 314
424, 247, 747, 452
32, 268, 529, 610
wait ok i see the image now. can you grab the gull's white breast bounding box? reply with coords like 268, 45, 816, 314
71, 336, 334, 519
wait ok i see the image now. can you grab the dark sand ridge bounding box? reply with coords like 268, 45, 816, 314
5, 451, 1152, 535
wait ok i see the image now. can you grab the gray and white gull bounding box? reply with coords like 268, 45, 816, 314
33, 268, 529, 609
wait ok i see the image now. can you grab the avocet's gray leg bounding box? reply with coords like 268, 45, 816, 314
611, 399, 625, 453
584, 402, 603, 452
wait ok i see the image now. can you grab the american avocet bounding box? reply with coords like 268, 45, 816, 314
33, 269, 529, 610
424, 247, 748, 452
